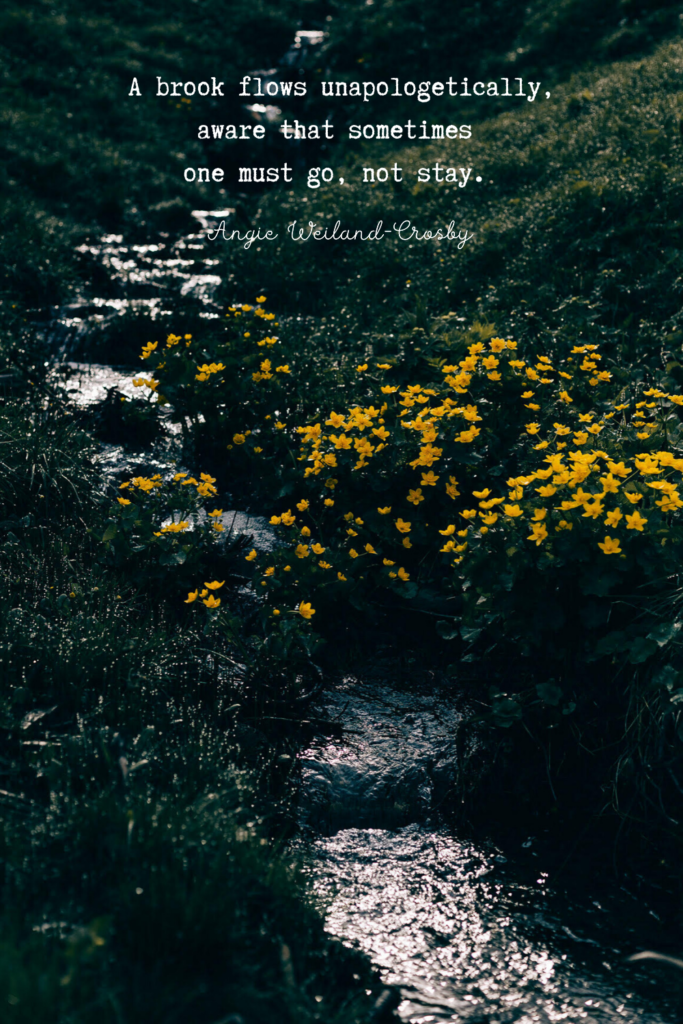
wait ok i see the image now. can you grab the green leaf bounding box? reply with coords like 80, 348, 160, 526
461, 625, 482, 644
594, 631, 628, 657
535, 682, 563, 706
628, 636, 658, 665
436, 620, 459, 641
646, 621, 682, 647
491, 697, 522, 728
651, 664, 679, 691
102, 523, 117, 542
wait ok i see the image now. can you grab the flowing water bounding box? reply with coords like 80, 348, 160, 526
52, 209, 682, 1023
297, 675, 681, 1023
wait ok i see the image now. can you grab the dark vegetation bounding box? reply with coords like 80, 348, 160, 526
3, 0, 683, 1019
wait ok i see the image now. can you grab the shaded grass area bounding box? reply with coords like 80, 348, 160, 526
0, 401, 382, 1023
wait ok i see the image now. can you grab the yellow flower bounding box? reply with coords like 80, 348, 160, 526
276, 365, 290, 374
556, 520, 573, 531
377, 506, 392, 514
395, 518, 412, 533
397, 567, 410, 581
295, 544, 310, 558
318, 561, 332, 569
117, 497, 131, 506
301, 526, 311, 538
381, 385, 398, 394
536, 484, 557, 497
598, 535, 622, 555
141, 341, 158, 359
209, 508, 223, 517
203, 595, 221, 609
528, 522, 548, 545
421, 471, 439, 487
624, 491, 643, 504
407, 488, 424, 505
445, 476, 460, 499
604, 509, 623, 527
383, 558, 395, 566
296, 499, 310, 511
324, 498, 335, 507
159, 521, 190, 534
349, 548, 359, 559
245, 549, 257, 561
213, 523, 224, 532
625, 510, 647, 531
337, 572, 347, 581
553, 423, 571, 436
480, 513, 499, 525
356, 363, 368, 372
461, 509, 477, 520
402, 537, 412, 548
264, 567, 275, 577
312, 543, 326, 555
184, 590, 198, 603
377, 363, 392, 369
204, 581, 225, 590
439, 524, 456, 535
272, 608, 281, 615
233, 433, 246, 445
364, 543, 377, 554
559, 391, 573, 404
298, 601, 316, 619
503, 504, 523, 518
532, 509, 547, 521
582, 500, 605, 520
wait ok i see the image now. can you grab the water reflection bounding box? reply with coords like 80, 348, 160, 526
300, 679, 678, 1023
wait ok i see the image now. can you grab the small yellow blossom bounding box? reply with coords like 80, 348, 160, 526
397, 567, 410, 581
204, 581, 225, 590
395, 518, 412, 533
528, 522, 548, 545
295, 544, 310, 558
185, 590, 198, 603
625, 510, 647, 531
203, 595, 221, 609
245, 549, 257, 561
298, 601, 316, 619
598, 536, 622, 555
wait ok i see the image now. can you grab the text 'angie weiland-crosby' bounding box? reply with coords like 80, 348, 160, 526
206, 219, 475, 248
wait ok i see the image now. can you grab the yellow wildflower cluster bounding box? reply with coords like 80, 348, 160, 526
195, 362, 226, 382
185, 580, 224, 608
283, 336, 683, 585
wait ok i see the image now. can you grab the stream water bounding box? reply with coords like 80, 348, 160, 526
299, 676, 681, 1023
53, 213, 682, 1024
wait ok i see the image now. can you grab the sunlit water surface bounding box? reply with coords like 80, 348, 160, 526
298, 677, 679, 1023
